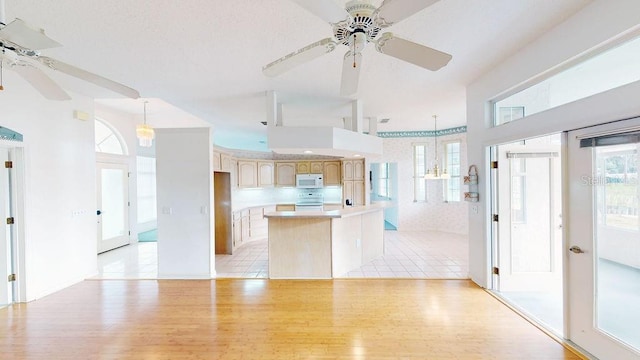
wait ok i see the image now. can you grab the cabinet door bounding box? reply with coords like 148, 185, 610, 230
212, 152, 221, 171
353, 159, 365, 180
238, 161, 257, 188
221, 153, 233, 172
257, 161, 274, 187
296, 161, 310, 174
323, 161, 341, 186
232, 219, 241, 250
354, 180, 365, 206
343, 180, 354, 205
241, 211, 250, 245
343, 160, 354, 181
310, 161, 324, 174
275, 162, 296, 187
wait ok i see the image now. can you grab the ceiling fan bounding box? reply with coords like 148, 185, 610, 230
262, 0, 452, 96
0, 13, 139, 100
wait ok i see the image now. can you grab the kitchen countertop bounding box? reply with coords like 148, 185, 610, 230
264, 202, 387, 219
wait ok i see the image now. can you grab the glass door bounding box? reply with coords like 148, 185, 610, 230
494, 138, 564, 333
96, 162, 130, 253
567, 120, 640, 359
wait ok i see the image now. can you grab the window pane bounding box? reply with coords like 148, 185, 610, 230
445, 142, 461, 202
414, 144, 427, 201
495, 35, 640, 125
95, 119, 125, 155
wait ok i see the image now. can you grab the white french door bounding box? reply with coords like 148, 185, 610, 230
567, 120, 640, 359
0, 148, 11, 306
497, 144, 563, 292
96, 162, 130, 253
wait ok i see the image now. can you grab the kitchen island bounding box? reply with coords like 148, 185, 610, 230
264, 203, 385, 279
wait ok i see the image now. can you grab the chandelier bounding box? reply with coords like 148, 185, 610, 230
424, 115, 449, 180
136, 101, 155, 147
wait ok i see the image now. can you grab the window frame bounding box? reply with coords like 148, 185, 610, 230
413, 143, 428, 202
443, 141, 462, 202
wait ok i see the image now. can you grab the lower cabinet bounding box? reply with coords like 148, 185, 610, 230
232, 205, 274, 252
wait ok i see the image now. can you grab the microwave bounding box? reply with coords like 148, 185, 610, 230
296, 174, 323, 188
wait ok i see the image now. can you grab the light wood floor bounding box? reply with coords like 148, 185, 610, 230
1, 279, 583, 359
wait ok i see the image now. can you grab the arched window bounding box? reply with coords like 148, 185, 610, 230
95, 118, 127, 155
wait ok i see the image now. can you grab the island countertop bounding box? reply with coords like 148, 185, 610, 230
263, 202, 388, 219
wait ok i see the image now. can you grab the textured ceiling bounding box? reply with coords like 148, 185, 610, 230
4, 0, 591, 150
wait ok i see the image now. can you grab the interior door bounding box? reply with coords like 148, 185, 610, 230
497, 144, 562, 292
96, 162, 130, 253
0, 148, 11, 306
567, 120, 640, 359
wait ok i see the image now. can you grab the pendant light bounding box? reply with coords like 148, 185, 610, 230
136, 100, 155, 147
424, 115, 450, 180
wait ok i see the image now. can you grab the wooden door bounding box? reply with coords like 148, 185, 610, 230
214, 172, 232, 255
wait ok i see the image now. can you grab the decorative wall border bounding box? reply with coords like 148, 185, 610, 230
377, 126, 467, 138
0, 126, 24, 142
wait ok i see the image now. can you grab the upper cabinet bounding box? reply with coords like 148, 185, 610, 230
296, 161, 310, 174
257, 161, 274, 188
323, 161, 341, 186
342, 159, 364, 181
237, 161, 258, 188
221, 153, 234, 172
275, 162, 296, 187
310, 161, 324, 174
213, 152, 222, 171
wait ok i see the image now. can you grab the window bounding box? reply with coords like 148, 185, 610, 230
445, 142, 461, 202
95, 118, 126, 155
378, 163, 389, 198
413, 144, 428, 202
494, 34, 640, 126
137, 156, 157, 223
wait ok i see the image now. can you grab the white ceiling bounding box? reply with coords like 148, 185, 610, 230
4, 0, 591, 150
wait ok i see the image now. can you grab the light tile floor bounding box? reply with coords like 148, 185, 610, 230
93, 230, 469, 279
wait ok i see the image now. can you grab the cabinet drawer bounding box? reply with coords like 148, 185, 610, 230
276, 204, 295, 211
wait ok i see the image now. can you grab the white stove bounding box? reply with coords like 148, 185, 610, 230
295, 191, 324, 211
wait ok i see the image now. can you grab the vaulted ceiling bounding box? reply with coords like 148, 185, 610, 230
3, 0, 591, 150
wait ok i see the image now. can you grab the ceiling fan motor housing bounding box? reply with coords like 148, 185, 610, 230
333, 1, 381, 49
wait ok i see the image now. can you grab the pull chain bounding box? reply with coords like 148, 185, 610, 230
0, 60, 4, 91
352, 34, 357, 68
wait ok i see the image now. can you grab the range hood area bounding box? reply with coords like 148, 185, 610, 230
267, 126, 383, 158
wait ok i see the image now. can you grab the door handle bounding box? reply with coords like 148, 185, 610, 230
569, 245, 584, 254
97, 210, 102, 216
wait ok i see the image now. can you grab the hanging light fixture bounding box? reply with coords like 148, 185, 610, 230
424, 115, 450, 180
136, 100, 155, 147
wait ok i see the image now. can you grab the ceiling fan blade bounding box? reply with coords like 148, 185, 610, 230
0, 18, 62, 50
340, 51, 362, 96
263, 38, 337, 77
10, 61, 71, 100
291, 0, 351, 24
375, 33, 451, 71
36, 56, 140, 99
373, 0, 440, 28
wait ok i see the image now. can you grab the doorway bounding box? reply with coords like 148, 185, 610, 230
370, 162, 398, 230
492, 134, 564, 334
567, 119, 640, 359
96, 162, 130, 253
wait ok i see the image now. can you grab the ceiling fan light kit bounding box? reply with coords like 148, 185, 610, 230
263, 0, 452, 96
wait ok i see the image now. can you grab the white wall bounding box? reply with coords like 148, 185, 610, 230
378, 133, 469, 234
466, 0, 640, 287
155, 128, 214, 278
0, 71, 97, 301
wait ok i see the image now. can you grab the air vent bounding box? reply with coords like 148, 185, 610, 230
379, 118, 390, 124
260, 121, 267, 126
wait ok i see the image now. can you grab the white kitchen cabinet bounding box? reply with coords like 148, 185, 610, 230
238, 161, 258, 188
257, 161, 274, 187
275, 162, 296, 187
